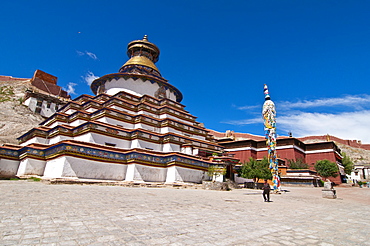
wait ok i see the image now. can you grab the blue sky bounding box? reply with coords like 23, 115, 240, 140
1, 1, 370, 143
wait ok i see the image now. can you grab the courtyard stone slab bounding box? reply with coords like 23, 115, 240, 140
0, 180, 369, 245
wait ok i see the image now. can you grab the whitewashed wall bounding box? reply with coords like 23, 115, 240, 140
43, 156, 127, 180
24, 97, 60, 118
0, 159, 20, 178
104, 78, 177, 101
166, 166, 205, 183
17, 159, 46, 176
125, 164, 167, 182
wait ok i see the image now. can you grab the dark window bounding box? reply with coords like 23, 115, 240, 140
36, 100, 42, 107
35, 107, 41, 114
105, 142, 116, 147
46, 102, 51, 108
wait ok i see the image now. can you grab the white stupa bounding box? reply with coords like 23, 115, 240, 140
0, 36, 236, 183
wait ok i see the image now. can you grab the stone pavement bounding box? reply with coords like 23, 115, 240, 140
0, 180, 369, 246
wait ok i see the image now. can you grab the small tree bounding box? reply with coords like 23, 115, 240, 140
341, 152, 354, 175
208, 165, 226, 182
238, 157, 272, 186
286, 158, 309, 169
314, 159, 339, 179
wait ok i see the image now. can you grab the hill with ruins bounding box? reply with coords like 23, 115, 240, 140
0, 76, 44, 145
0, 71, 70, 145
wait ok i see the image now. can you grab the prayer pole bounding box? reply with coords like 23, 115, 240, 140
262, 84, 280, 192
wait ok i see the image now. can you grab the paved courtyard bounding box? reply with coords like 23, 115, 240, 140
0, 180, 369, 246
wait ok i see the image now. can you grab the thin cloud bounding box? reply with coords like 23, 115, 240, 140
226, 94, 370, 143
76, 50, 98, 60
64, 82, 77, 95
83, 71, 99, 85
279, 95, 370, 110
222, 117, 262, 126
278, 111, 370, 144
86, 51, 98, 60
76, 50, 85, 56
237, 105, 261, 110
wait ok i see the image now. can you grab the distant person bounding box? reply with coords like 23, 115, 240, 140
262, 179, 271, 202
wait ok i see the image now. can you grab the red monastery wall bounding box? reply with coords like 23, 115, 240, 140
232, 149, 257, 163
274, 148, 305, 161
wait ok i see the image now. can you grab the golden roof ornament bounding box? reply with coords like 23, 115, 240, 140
120, 35, 161, 72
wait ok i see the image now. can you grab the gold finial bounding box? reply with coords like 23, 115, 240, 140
143, 35, 148, 41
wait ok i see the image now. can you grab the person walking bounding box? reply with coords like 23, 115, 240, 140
262, 179, 271, 202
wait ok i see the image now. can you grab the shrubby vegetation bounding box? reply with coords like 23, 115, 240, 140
0, 86, 15, 102
286, 158, 308, 169
238, 157, 272, 183
314, 159, 339, 179
207, 165, 226, 182
341, 152, 354, 175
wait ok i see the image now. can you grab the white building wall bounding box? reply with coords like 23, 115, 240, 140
89, 133, 131, 149
190, 135, 205, 141
43, 156, 127, 180
21, 137, 48, 146
104, 78, 177, 101
348, 166, 370, 182
137, 111, 157, 118
96, 117, 133, 129
139, 140, 161, 151
48, 135, 73, 145
47, 121, 64, 128
24, 97, 59, 118
86, 108, 98, 113
24, 97, 37, 112
165, 166, 204, 183
125, 164, 166, 182
0, 159, 20, 178
158, 125, 205, 141
65, 109, 76, 114
159, 114, 193, 124
43, 157, 66, 178
108, 105, 133, 114
162, 143, 180, 152
160, 127, 181, 135
69, 119, 88, 127
40, 102, 57, 118
17, 159, 46, 176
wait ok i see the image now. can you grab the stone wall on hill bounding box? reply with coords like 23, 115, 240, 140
301, 138, 370, 166
300, 135, 370, 150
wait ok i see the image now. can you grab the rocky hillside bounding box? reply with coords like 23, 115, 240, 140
0, 78, 44, 145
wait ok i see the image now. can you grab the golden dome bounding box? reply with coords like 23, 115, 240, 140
122, 55, 159, 72
126, 35, 160, 63
120, 35, 161, 73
